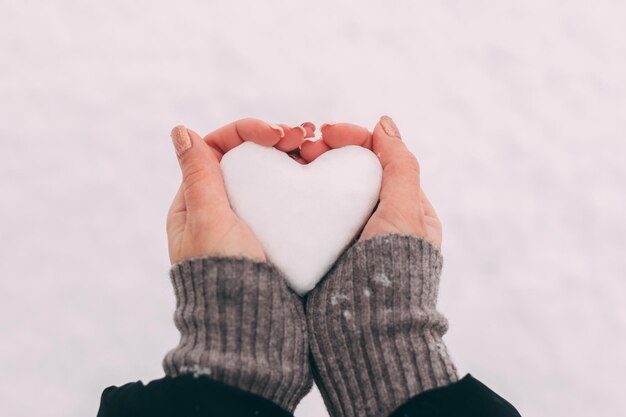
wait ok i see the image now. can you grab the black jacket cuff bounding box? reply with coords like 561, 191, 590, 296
389, 373, 522, 417
97, 374, 292, 417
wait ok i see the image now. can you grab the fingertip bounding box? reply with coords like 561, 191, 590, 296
373, 127, 421, 193
379, 115, 401, 139
372, 121, 401, 160
319, 122, 334, 133
171, 125, 191, 158
177, 126, 222, 162
171, 124, 185, 137
256, 121, 283, 146
300, 138, 331, 163
234, 119, 285, 146
295, 125, 307, 137
321, 122, 371, 149
214, 119, 283, 148
301, 122, 316, 138
269, 123, 285, 138
274, 125, 306, 152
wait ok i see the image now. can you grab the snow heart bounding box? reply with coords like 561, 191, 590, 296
220, 141, 383, 295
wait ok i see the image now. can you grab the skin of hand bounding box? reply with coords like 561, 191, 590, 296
167, 118, 313, 265
299, 116, 443, 249
167, 116, 440, 266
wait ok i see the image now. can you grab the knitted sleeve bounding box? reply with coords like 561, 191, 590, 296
306, 233, 459, 417
162, 255, 313, 412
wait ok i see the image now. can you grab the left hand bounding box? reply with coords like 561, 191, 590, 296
166, 119, 311, 265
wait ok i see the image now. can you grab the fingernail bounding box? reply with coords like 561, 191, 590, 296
380, 115, 401, 139
320, 122, 335, 131
171, 125, 192, 157
269, 124, 285, 138
294, 125, 307, 136
300, 121, 316, 131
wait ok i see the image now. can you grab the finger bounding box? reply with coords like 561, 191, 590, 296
202, 118, 285, 158
372, 116, 423, 210
300, 122, 316, 138
171, 125, 231, 215
288, 153, 308, 164
320, 122, 373, 150
300, 138, 331, 163
274, 124, 307, 152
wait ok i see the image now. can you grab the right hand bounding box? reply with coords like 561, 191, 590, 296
299, 116, 442, 249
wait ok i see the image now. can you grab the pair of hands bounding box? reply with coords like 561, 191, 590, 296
167, 117, 442, 266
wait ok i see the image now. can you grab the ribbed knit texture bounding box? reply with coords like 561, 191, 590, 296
306, 233, 459, 417
162, 255, 312, 412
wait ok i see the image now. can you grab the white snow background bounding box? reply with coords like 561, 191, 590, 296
1, 1, 625, 416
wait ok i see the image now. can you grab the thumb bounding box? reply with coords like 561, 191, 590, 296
170, 125, 230, 215
372, 116, 423, 208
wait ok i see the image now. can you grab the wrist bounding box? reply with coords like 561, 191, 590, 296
163, 255, 312, 412
307, 233, 458, 417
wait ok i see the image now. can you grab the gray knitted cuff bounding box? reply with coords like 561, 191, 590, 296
306, 233, 459, 417
162, 255, 312, 412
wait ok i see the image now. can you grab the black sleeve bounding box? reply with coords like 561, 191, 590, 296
97, 374, 293, 417
388, 374, 522, 417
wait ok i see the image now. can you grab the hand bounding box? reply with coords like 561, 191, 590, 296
167, 119, 312, 265
298, 116, 442, 249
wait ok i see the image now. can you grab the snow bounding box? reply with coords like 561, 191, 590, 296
1, 1, 625, 416
220, 141, 382, 295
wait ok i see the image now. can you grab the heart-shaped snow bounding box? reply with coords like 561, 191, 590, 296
220, 141, 382, 295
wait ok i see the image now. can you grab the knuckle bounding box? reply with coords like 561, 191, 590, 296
404, 151, 420, 174
182, 163, 209, 190
394, 152, 420, 178
390, 142, 420, 174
